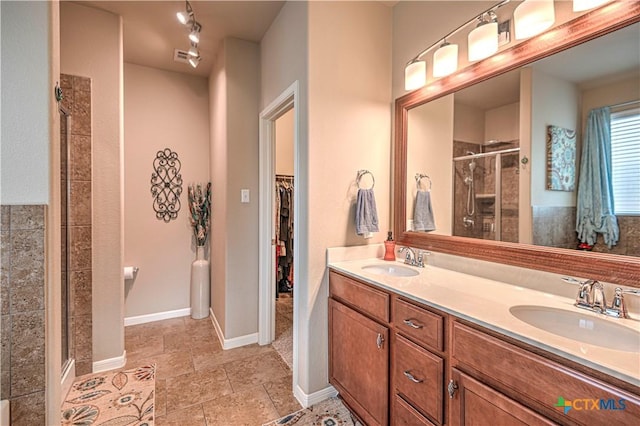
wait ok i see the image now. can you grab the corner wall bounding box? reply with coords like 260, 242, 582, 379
123, 63, 210, 319
60, 1, 124, 365
209, 38, 261, 342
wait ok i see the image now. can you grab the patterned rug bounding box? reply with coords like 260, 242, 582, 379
263, 397, 363, 426
61, 363, 156, 425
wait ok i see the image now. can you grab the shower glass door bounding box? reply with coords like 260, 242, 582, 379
60, 106, 72, 372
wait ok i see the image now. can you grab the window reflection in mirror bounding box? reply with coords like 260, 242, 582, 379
405, 22, 639, 257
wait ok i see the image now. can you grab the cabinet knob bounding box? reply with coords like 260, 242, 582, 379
403, 319, 424, 329
403, 370, 424, 383
376, 333, 385, 349
448, 379, 458, 399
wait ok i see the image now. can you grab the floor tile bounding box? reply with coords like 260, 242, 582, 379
263, 375, 301, 417
193, 343, 274, 372
224, 352, 289, 392
165, 367, 233, 413
155, 404, 206, 426
155, 378, 167, 417
202, 385, 280, 426
129, 350, 194, 380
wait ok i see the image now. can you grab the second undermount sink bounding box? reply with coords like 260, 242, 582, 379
509, 305, 640, 352
361, 264, 419, 277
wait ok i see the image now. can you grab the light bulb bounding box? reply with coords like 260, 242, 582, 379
405, 60, 426, 91
189, 24, 201, 44
433, 42, 458, 78
468, 21, 498, 62
573, 0, 610, 11
514, 0, 555, 40
188, 45, 199, 57
189, 56, 201, 68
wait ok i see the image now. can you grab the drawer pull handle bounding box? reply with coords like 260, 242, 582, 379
448, 379, 458, 399
403, 319, 424, 329
376, 333, 385, 349
403, 370, 423, 383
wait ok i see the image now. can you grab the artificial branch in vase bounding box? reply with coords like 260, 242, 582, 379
188, 182, 211, 247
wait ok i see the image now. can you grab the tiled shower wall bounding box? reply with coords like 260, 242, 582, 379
60, 73, 93, 376
1, 205, 46, 424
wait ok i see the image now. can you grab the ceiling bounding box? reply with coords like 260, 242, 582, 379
81, 0, 286, 77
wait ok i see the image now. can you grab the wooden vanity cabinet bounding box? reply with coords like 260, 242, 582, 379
328, 270, 640, 426
329, 271, 390, 426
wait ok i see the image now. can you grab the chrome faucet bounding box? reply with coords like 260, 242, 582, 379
399, 247, 429, 268
563, 277, 640, 319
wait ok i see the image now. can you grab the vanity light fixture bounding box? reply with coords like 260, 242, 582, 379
404, 0, 510, 91
433, 40, 458, 77
468, 12, 499, 62
405, 59, 427, 91
189, 22, 202, 44
573, 0, 610, 11
176, 1, 194, 25
514, 0, 555, 40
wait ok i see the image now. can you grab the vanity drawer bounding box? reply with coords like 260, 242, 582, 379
452, 321, 640, 425
393, 394, 437, 426
393, 298, 444, 352
329, 270, 389, 323
393, 334, 443, 424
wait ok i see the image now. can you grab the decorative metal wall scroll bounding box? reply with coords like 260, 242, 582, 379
150, 148, 183, 222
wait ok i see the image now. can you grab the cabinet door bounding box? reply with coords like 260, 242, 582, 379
329, 298, 389, 426
449, 369, 556, 426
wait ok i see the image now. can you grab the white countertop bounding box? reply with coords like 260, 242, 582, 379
328, 257, 640, 387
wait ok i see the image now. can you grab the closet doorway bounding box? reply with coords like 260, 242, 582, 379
258, 81, 299, 389
273, 109, 294, 369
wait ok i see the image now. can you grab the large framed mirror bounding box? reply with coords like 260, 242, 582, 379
394, 1, 640, 287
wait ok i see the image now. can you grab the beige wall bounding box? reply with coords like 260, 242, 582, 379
529, 68, 579, 208
60, 2, 124, 364
581, 74, 640, 124
209, 38, 261, 340
306, 0, 392, 394
454, 102, 484, 144
485, 102, 520, 143
276, 109, 295, 176
209, 44, 228, 335
407, 96, 454, 235
123, 63, 210, 318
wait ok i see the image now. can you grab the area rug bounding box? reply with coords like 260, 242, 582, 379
61, 363, 156, 425
263, 397, 363, 426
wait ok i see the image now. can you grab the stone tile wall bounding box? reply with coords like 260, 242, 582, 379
60, 73, 93, 376
1, 205, 46, 424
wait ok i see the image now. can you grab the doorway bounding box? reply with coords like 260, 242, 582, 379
258, 81, 299, 389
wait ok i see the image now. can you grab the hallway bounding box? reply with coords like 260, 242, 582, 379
124, 317, 300, 425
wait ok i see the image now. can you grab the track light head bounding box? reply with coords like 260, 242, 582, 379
176, 1, 194, 25
189, 22, 202, 44
188, 55, 201, 69
188, 43, 199, 58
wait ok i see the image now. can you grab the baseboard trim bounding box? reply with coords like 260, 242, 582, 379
209, 308, 259, 350
61, 359, 76, 402
294, 384, 338, 408
93, 350, 127, 373
124, 308, 191, 326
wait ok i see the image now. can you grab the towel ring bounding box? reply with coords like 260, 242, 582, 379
356, 169, 375, 189
415, 173, 432, 190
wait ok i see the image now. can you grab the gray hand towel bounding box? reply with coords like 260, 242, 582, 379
413, 190, 436, 231
355, 188, 379, 237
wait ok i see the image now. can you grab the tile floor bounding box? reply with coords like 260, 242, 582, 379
124, 314, 301, 425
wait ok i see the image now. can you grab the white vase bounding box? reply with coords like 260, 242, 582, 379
190, 245, 210, 319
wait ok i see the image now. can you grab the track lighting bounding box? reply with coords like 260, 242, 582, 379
176, 2, 203, 69
189, 22, 202, 44
188, 43, 199, 58
514, 0, 555, 40
433, 41, 458, 77
468, 12, 499, 62
189, 55, 201, 69
176, 1, 194, 25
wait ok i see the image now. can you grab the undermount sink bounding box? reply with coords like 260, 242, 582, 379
361, 264, 419, 277
509, 305, 640, 352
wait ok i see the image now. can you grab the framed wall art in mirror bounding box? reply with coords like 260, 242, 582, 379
546, 125, 576, 192
394, 1, 640, 286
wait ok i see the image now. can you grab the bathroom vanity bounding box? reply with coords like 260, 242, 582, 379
328, 259, 640, 426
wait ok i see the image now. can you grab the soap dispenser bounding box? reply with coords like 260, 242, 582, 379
383, 231, 396, 261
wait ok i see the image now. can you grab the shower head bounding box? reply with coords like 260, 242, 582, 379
469, 161, 477, 172
466, 150, 476, 156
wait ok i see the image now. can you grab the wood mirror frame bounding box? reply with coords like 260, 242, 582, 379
394, 1, 640, 287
